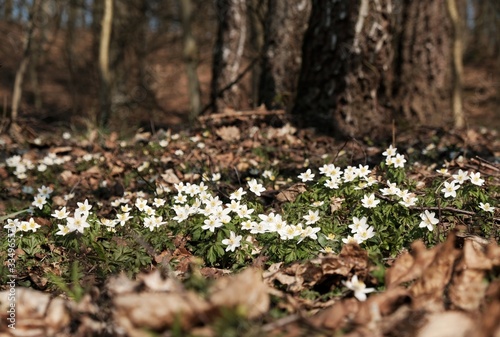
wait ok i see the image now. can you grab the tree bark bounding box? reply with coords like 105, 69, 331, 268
259, 0, 311, 110
394, 0, 453, 127
211, 0, 248, 111
446, 0, 465, 129
248, 0, 266, 108
4, 0, 13, 21
292, 0, 394, 138
11, 0, 40, 125
99, 0, 114, 128
179, 0, 202, 123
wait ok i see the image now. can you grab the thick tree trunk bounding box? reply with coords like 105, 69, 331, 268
179, 0, 202, 123
394, 0, 453, 127
98, 0, 113, 128
292, 0, 394, 138
211, 0, 248, 111
259, 0, 310, 110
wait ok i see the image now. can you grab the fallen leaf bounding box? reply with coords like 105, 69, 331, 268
215, 126, 240, 142
276, 183, 307, 202
209, 268, 269, 319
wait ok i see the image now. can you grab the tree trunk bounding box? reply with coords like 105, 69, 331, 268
292, 0, 394, 138
248, 0, 266, 108
11, 0, 40, 126
446, 0, 465, 129
211, 0, 248, 111
4, 0, 13, 21
65, 0, 78, 115
179, 0, 202, 123
394, 0, 453, 127
259, 0, 311, 110
98, 0, 114, 128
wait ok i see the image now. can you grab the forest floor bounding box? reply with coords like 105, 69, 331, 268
0, 108, 499, 336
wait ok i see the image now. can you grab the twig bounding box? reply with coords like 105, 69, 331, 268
261, 313, 301, 332
198, 108, 285, 122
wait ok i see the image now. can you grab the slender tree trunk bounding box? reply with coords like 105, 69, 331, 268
11, 0, 40, 132
446, 0, 465, 129
65, 0, 78, 114
259, 0, 310, 110
179, 0, 201, 122
4, 0, 13, 21
99, 0, 114, 128
394, 0, 453, 127
292, 0, 394, 138
211, 0, 248, 111
248, 0, 266, 108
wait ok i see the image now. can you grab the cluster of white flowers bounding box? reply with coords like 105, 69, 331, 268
5, 153, 69, 179
53, 199, 93, 235
342, 216, 376, 245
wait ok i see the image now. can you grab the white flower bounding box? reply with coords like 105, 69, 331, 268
38, 185, 53, 197
436, 168, 449, 176
342, 235, 362, 245
469, 172, 485, 186
248, 179, 266, 196
452, 169, 469, 184
222, 231, 242, 252
319, 164, 342, 179
479, 202, 495, 213
55, 224, 72, 236
356, 165, 371, 178
348, 216, 368, 233
343, 275, 375, 301
303, 209, 320, 225
67, 213, 90, 234
77, 199, 92, 214
354, 226, 376, 242
32, 195, 47, 210
230, 187, 247, 201
25, 217, 41, 232
419, 210, 439, 231
116, 212, 132, 226
236, 204, 254, 219
324, 177, 340, 189
153, 198, 166, 208
380, 180, 401, 196
392, 154, 407, 168
201, 216, 223, 232
382, 145, 397, 157
135, 198, 148, 211
441, 181, 460, 198
51, 207, 69, 220
361, 194, 380, 208
298, 169, 315, 182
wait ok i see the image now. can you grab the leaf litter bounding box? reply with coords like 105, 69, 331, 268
0, 113, 499, 336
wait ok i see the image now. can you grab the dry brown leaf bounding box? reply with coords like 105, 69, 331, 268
330, 197, 344, 212
385, 240, 436, 288
267, 244, 370, 293
410, 233, 460, 310
209, 268, 269, 319
161, 168, 181, 185
448, 239, 490, 311
276, 183, 307, 202
215, 126, 240, 142
416, 311, 474, 337
113, 291, 209, 333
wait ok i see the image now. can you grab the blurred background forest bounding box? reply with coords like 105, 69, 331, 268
0, 0, 498, 139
